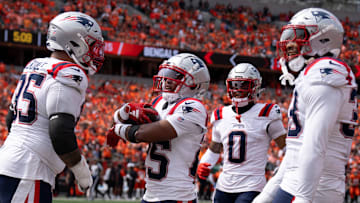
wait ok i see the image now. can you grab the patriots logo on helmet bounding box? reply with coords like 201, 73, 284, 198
320, 68, 342, 77
62, 16, 94, 31
320, 68, 334, 76
311, 11, 330, 23
182, 106, 200, 113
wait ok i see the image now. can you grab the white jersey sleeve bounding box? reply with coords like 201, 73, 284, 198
48, 62, 88, 95
266, 104, 286, 140
296, 84, 343, 201
46, 82, 84, 119
304, 57, 356, 88
167, 99, 208, 137
210, 106, 224, 143
46, 62, 87, 119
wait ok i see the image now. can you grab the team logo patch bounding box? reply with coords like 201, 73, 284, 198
177, 116, 184, 122
182, 106, 200, 113
320, 68, 342, 77
64, 75, 83, 84
61, 16, 94, 31
311, 11, 330, 22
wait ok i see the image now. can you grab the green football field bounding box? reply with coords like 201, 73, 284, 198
53, 197, 211, 203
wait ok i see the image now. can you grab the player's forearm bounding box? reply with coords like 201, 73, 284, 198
209, 141, 222, 153
6, 104, 14, 132
296, 143, 325, 201
116, 120, 177, 143
49, 113, 82, 167
297, 121, 330, 198
135, 120, 177, 142
59, 148, 82, 167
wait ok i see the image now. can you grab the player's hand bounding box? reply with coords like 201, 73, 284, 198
106, 125, 125, 147
197, 162, 211, 180
70, 156, 93, 192
113, 103, 131, 123
114, 103, 159, 124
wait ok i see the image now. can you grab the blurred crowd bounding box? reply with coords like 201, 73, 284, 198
0, 0, 359, 67
0, 66, 359, 201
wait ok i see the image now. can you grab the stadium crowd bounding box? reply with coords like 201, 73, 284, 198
0, 66, 359, 201
0, 0, 359, 67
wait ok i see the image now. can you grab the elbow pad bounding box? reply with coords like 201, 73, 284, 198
49, 113, 78, 155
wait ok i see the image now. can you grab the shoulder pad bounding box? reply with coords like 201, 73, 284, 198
48, 62, 88, 94
210, 106, 224, 124
258, 103, 282, 120
304, 57, 355, 87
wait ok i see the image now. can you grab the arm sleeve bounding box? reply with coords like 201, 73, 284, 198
46, 82, 84, 118
296, 84, 343, 201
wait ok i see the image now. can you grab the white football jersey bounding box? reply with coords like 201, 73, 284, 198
280, 57, 357, 201
0, 57, 88, 188
142, 95, 208, 202
210, 103, 286, 193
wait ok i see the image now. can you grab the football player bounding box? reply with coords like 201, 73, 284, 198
107, 53, 210, 203
0, 12, 104, 202
253, 8, 358, 203
196, 63, 286, 203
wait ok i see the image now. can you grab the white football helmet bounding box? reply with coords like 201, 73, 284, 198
226, 63, 262, 107
46, 11, 105, 75
277, 8, 344, 72
153, 53, 210, 102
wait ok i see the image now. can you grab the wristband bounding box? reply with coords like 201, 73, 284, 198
113, 109, 122, 124
115, 123, 131, 141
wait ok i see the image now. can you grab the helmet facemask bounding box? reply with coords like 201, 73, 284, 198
65, 33, 105, 75
153, 63, 196, 102
226, 78, 260, 108
277, 25, 318, 72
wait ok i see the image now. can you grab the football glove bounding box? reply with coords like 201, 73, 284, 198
70, 155, 93, 192
197, 162, 211, 180
114, 103, 160, 125
106, 125, 123, 147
